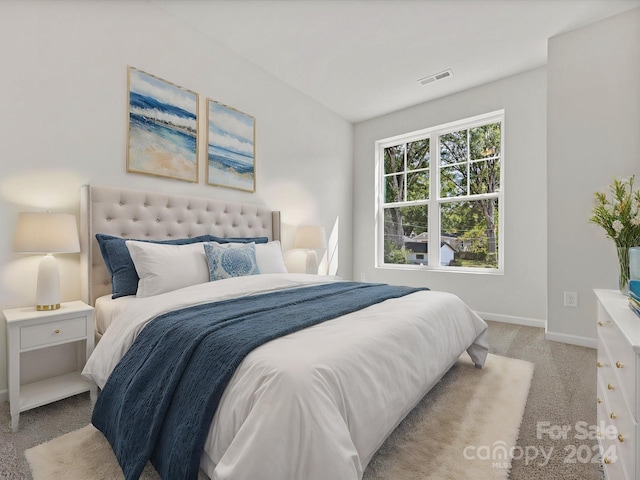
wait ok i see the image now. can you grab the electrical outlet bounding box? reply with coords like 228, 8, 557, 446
360, 273, 366, 282
564, 291, 578, 308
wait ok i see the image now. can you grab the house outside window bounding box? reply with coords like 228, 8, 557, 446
376, 110, 504, 273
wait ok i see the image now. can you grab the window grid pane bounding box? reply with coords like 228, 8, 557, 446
383, 205, 429, 265
440, 199, 499, 268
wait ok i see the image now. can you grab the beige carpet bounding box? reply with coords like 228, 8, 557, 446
25, 353, 533, 480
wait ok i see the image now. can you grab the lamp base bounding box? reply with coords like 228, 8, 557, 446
37, 303, 61, 311
305, 250, 319, 275
36, 254, 61, 311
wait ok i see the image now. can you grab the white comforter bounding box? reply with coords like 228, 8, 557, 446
82, 274, 488, 480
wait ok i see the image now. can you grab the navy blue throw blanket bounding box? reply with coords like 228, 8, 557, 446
92, 282, 426, 480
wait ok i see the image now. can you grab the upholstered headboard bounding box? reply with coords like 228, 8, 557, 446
80, 185, 281, 305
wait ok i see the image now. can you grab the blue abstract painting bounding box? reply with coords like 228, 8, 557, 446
207, 100, 255, 192
127, 67, 199, 182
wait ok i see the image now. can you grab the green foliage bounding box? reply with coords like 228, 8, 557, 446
459, 224, 489, 254
590, 176, 640, 247
384, 239, 409, 264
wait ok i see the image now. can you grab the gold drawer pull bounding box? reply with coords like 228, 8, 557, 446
604, 457, 611, 464
608, 384, 614, 390
597, 397, 602, 404
610, 412, 617, 420
616, 361, 624, 368
597, 361, 602, 368
618, 434, 624, 443
54, 329, 60, 334
598, 321, 604, 327
597, 431, 603, 437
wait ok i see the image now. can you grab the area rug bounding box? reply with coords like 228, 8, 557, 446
25, 353, 533, 480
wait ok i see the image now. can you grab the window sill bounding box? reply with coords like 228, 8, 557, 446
376, 264, 504, 275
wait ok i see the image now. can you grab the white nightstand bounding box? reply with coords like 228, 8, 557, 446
3, 300, 96, 432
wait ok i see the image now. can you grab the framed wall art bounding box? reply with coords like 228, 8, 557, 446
127, 66, 199, 183
206, 99, 255, 192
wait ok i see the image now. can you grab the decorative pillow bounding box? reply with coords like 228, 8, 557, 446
96, 234, 212, 299
96, 234, 269, 298
211, 236, 269, 245
203, 242, 261, 281
125, 241, 210, 298
255, 241, 288, 274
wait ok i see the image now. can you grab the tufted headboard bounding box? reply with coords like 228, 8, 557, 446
80, 185, 281, 306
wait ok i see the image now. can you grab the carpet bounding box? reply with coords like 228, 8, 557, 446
25, 353, 533, 480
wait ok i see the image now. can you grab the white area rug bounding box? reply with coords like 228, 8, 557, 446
25, 353, 533, 480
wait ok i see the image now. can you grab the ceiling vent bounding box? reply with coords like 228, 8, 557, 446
418, 69, 453, 86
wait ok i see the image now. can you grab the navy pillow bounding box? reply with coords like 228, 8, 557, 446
96, 234, 268, 298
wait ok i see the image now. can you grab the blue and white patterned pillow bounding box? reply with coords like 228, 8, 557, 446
204, 242, 261, 281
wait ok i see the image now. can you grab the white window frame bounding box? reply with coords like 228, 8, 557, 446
375, 110, 505, 274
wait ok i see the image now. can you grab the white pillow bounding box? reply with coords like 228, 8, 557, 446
255, 241, 288, 274
125, 240, 210, 297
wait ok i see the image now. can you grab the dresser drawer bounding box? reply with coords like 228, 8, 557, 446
597, 381, 632, 479
598, 316, 637, 418
613, 418, 636, 480
20, 316, 87, 349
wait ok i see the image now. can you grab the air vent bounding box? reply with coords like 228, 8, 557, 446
418, 69, 453, 86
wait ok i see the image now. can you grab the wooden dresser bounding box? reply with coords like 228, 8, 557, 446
595, 289, 640, 479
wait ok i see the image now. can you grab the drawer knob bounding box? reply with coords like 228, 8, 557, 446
608, 384, 614, 390
54, 329, 60, 334
616, 361, 624, 369
597, 397, 602, 404
610, 412, 617, 420
598, 321, 604, 327
604, 457, 611, 465
597, 361, 602, 368
618, 434, 624, 443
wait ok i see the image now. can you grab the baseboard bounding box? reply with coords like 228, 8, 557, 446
475, 311, 546, 329
477, 311, 597, 349
0, 389, 7, 403
544, 329, 597, 349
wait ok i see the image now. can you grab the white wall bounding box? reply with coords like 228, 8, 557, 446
353, 67, 548, 325
0, 1, 353, 397
546, 8, 640, 344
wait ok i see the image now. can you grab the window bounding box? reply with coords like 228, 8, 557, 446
376, 111, 504, 272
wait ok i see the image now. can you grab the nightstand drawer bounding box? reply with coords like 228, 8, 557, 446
20, 316, 87, 349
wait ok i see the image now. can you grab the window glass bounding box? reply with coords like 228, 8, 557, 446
377, 112, 503, 272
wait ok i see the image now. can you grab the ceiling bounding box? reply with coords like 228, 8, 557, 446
155, 0, 640, 123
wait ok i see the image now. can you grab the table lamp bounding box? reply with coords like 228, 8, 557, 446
294, 225, 327, 274
13, 212, 80, 310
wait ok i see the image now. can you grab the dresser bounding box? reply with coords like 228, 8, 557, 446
595, 289, 640, 480
4, 301, 96, 432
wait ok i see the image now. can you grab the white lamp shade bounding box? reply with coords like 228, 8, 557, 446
14, 212, 80, 253
293, 225, 327, 249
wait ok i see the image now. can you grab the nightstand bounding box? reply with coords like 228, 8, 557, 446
3, 300, 96, 432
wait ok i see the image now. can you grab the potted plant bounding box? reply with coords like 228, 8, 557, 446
590, 176, 640, 294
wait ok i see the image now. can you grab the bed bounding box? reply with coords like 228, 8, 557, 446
79, 184, 489, 480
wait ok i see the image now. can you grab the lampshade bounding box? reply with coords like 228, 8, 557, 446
294, 225, 327, 249
14, 212, 80, 253
14, 212, 80, 310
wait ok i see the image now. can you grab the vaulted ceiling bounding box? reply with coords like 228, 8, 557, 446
156, 0, 640, 122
